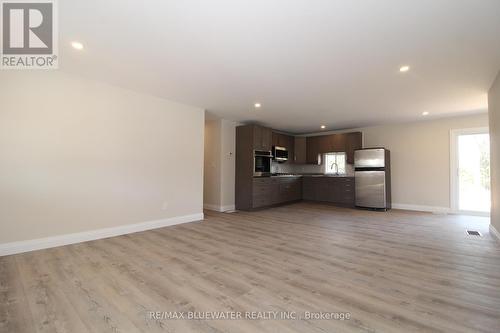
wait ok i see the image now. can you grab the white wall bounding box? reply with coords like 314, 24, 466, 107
489, 71, 500, 234
203, 118, 237, 211
0, 71, 205, 248
204, 119, 222, 209
359, 114, 489, 211
220, 119, 237, 208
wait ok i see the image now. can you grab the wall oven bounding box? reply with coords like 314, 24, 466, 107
272, 146, 288, 162
254, 150, 272, 176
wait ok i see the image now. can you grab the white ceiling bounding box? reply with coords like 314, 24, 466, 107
60, 0, 500, 133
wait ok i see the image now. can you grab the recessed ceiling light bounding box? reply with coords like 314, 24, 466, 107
422, 111, 429, 116
320, 125, 326, 129
399, 65, 410, 72
254, 103, 261, 108
71, 41, 84, 50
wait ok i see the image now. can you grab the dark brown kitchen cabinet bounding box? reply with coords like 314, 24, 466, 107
344, 132, 362, 164
330, 177, 355, 205
272, 132, 280, 147
317, 133, 347, 154
302, 176, 321, 200
252, 177, 302, 208
306, 136, 321, 164
318, 135, 331, 154
278, 178, 302, 202
331, 134, 346, 153
272, 132, 295, 163
305, 132, 362, 164
302, 176, 355, 206
253, 125, 272, 151
294, 137, 307, 164
252, 178, 277, 208
272, 132, 292, 147
287, 137, 295, 163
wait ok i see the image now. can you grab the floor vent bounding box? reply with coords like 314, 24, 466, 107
466, 230, 482, 237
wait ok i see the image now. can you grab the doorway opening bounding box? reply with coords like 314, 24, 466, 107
450, 128, 490, 215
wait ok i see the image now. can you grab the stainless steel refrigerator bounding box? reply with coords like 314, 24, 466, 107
354, 148, 391, 210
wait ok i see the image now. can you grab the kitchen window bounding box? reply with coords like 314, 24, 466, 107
324, 152, 346, 175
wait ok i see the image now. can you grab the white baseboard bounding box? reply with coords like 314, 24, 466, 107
392, 203, 490, 217
449, 210, 490, 217
0, 213, 204, 257
392, 203, 451, 214
490, 225, 500, 242
204, 203, 235, 212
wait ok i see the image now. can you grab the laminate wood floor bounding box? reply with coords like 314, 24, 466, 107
1, 202, 499, 333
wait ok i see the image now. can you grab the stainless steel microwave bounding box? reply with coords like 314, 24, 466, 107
272, 146, 288, 162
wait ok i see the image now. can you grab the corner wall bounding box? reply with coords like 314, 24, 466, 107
203, 118, 237, 211
0, 71, 205, 251
488, 71, 500, 235
204, 119, 222, 209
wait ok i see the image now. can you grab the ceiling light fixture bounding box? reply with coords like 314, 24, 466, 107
320, 125, 326, 129
71, 41, 84, 50
254, 103, 261, 108
399, 65, 410, 72
422, 111, 429, 116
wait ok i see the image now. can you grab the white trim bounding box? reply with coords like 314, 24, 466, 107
490, 225, 500, 241
392, 203, 451, 214
450, 210, 490, 217
203, 203, 220, 211
450, 129, 458, 211
0, 213, 204, 257
221, 204, 235, 212
393, 203, 490, 217
203, 203, 235, 212
449, 127, 489, 213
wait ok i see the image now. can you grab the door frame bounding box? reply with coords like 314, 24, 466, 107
449, 127, 490, 216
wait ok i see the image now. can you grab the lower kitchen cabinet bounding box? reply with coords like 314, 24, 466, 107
302, 176, 321, 201
302, 176, 355, 206
252, 176, 353, 209
278, 178, 302, 202
252, 177, 302, 208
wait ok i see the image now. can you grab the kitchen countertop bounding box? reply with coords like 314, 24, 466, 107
254, 174, 354, 178
301, 174, 354, 178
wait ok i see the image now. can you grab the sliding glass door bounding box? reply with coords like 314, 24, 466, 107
451, 128, 490, 214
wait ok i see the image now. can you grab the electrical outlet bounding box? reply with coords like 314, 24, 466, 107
162, 201, 169, 210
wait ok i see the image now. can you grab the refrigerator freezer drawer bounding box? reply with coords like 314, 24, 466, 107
355, 170, 386, 208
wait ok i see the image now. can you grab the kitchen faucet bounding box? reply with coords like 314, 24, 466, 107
330, 161, 339, 175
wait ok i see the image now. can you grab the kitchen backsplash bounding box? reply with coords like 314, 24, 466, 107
272, 161, 354, 176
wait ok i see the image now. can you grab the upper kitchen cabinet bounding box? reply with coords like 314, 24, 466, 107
286, 135, 295, 162
318, 135, 331, 154
294, 137, 307, 164
344, 132, 362, 164
306, 136, 322, 164
272, 132, 295, 163
272, 132, 294, 148
318, 133, 345, 154
306, 132, 362, 164
253, 125, 273, 151
331, 134, 346, 153
272, 132, 280, 147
